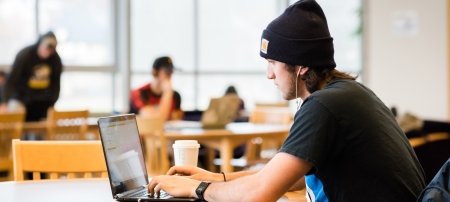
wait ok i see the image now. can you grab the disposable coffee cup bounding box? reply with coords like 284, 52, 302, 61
172, 140, 200, 166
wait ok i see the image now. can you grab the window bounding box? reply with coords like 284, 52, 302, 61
0, 0, 36, 64
1, 0, 362, 114
39, 0, 113, 66
131, 0, 283, 111
197, 0, 278, 71
131, 0, 195, 72
0, 0, 114, 114
56, 72, 113, 112
290, 0, 362, 73
132, 0, 362, 111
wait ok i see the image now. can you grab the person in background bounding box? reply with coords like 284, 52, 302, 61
129, 56, 182, 121
2, 31, 62, 121
224, 85, 245, 114
147, 0, 425, 201
0, 70, 7, 103
199, 85, 247, 168
223, 85, 246, 157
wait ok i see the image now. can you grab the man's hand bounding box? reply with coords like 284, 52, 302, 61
158, 71, 173, 93
148, 175, 201, 198
159, 78, 173, 93
167, 165, 224, 182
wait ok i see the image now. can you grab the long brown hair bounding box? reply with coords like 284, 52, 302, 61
287, 64, 357, 93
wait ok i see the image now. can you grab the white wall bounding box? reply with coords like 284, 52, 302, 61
364, 0, 448, 120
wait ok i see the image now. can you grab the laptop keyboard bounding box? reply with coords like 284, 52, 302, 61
128, 189, 170, 199
129, 189, 148, 197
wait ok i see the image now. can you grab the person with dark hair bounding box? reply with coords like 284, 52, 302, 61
224, 85, 245, 112
146, 1, 425, 201
0, 70, 7, 103
129, 56, 182, 120
3, 31, 63, 121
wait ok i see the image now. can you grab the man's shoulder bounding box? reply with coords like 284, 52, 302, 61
16, 45, 35, 58
133, 83, 151, 91
309, 79, 363, 103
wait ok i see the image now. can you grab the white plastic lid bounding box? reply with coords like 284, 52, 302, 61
172, 140, 200, 148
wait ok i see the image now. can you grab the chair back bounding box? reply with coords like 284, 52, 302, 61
0, 112, 25, 181
249, 106, 293, 124
46, 108, 89, 140
255, 102, 289, 108
136, 115, 169, 175
246, 106, 293, 163
12, 139, 107, 181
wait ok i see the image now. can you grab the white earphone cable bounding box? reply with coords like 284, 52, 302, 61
296, 68, 301, 111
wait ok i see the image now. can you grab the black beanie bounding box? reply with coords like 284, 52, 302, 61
260, 0, 336, 69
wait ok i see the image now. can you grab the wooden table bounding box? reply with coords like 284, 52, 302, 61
23, 117, 100, 139
164, 122, 290, 172
0, 179, 305, 202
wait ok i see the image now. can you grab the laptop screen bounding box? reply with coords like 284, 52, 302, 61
98, 114, 148, 197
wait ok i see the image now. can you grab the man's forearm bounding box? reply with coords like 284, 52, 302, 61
159, 90, 173, 121
223, 170, 258, 181
203, 173, 271, 201
201, 153, 309, 201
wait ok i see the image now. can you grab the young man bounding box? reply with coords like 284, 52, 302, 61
147, 0, 425, 201
129, 56, 182, 121
3, 31, 62, 121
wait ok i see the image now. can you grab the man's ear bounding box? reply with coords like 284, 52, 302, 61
296, 66, 309, 76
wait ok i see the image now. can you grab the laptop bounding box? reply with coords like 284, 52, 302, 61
97, 114, 198, 202
200, 95, 241, 129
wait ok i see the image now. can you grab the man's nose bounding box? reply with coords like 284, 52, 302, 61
267, 67, 275, 79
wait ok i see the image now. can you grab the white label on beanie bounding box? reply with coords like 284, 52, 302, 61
261, 38, 269, 54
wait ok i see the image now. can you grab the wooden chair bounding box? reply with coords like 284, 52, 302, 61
136, 115, 170, 175
249, 106, 293, 124
46, 108, 90, 140
246, 106, 293, 164
254, 101, 289, 108
12, 139, 107, 181
0, 112, 25, 181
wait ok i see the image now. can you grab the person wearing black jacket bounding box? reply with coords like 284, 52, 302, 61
3, 31, 63, 121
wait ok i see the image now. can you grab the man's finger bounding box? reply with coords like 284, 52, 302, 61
154, 184, 161, 198
167, 166, 189, 175
147, 178, 159, 196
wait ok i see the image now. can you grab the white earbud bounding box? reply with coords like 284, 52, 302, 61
297, 66, 302, 77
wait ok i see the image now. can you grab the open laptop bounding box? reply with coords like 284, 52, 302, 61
165, 96, 241, 130
98, 114, 198, 202
200, 95, 241, 129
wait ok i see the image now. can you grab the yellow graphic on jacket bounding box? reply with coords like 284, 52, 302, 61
28, 64, 51, 89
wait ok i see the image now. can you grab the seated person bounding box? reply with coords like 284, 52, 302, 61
223, 85, 247, 157
223, 85, 246, 122
129, 56, 182, 120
